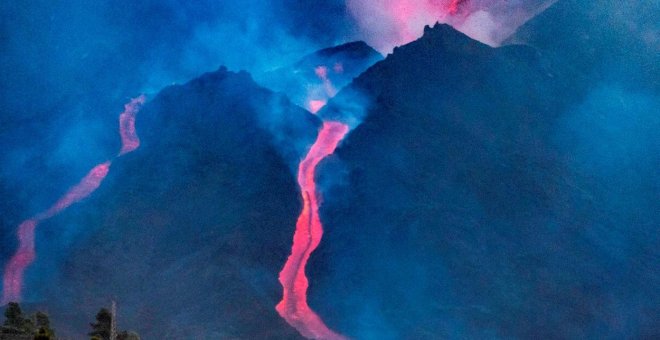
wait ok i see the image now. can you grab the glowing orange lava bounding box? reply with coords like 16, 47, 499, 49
1, 96, 145, 305
119, 95, 146, 155
1, 220, 37, 305
306, 64, 342, 113
277, 121, 349, 340
315, 66, 337, 98
309, 100, 328, 114
1, 162, 111, 304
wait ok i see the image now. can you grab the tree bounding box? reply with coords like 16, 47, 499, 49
34, 311, 55, 339
1, 303, 57, 339
87, 306, 140, 340
3, 302, 24, 328
88, 308, 112, 340
117, 330, 140, 340
34, 312, 49, 330
34, 327, 51, 340
1, 302, 34, 335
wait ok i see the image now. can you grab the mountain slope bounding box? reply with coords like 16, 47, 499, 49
257, 41, 383, 111
25, 67, 319, 339
505, 0, 659, 93
312, 20, 659, 339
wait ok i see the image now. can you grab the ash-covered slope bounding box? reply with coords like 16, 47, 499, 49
257, 41, 383, 111
28, 67, 318, 339
313, 19, 659, 339
505, 0, 659, 93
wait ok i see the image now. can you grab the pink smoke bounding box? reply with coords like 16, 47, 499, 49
347, 0, 556, 52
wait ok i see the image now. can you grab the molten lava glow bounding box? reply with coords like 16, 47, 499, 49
1, 162, 112, 304
306, 65, 341, 114
277, 121, 349, 340
119, 95, 147, 155
377, 0, 468, 43
347, 0, 473, 51
448, 0, 466, 14
1, 96, 145, 305
315, 65, 337, 98
309, 100, 327, 114
41, 162, 112, 219
1, 220, 37, 305
314, 65, 329, 79
349, 0, 556, 51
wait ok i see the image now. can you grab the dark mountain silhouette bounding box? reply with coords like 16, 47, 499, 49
505, 0, 659, 93
3, 1, 657, 339
29, 67, 316, 339
257, 41, 383, 109
312, 13, 658, 340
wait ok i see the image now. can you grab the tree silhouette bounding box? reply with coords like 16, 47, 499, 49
88, 308, 112, 340
3, 302, 25, 328
34, 327, 51, 340
1, 302, 55, 338
34, 311, 55, 339
2, 302, 34, 335
117, 330, 141, 340
87, 307, 140, 340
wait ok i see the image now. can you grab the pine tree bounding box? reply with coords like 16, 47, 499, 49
88, 308, 112, 340
3, 302, 24, 329
1, 302, 34, 335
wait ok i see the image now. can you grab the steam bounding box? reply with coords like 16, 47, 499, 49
347, 0, 557, 52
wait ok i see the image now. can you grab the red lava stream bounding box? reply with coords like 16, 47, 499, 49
277, 121, 349, 340
1, 95, 145, 305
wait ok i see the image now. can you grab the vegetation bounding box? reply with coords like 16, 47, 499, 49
1, 303, 140, 340
88, 308, 111, 340
88, 307, 140, 340
0, 302, 54, 339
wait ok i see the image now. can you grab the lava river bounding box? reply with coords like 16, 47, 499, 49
277, 120, 349, 340
1, 95, 145, 305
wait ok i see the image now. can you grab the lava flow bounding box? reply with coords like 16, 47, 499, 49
277, 121, 349, 340
1, 95, 145, 305
118, 95, 145, 155
307, 65, 341, 114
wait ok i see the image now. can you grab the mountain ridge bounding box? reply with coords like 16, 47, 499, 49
310, 14, 659, 339
22, 66, 314, 339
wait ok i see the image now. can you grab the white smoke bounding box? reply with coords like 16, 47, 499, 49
347, 0, 558, 52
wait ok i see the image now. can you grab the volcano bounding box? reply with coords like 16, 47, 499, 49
257, 41, 383, 113
14, 68, 320, 339
1, 1, 658, 339
310, 5, 659, 339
